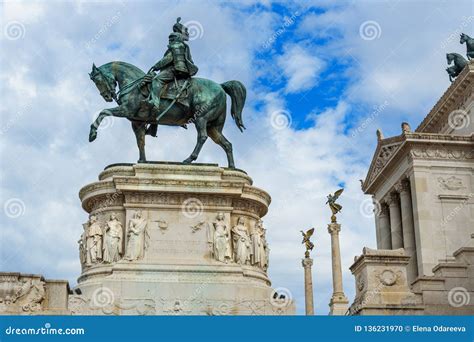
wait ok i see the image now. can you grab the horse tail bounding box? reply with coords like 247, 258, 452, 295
221, 80, 246, 132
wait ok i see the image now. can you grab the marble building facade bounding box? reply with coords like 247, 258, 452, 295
349, 61, 474, 315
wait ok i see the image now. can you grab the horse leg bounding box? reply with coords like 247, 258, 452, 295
208, 125, 235, 169
132, 121, 147, 162
183, 117, 208, 164
89, 107, 123, 142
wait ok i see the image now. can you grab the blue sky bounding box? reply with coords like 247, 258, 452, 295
1, 0, 473, 315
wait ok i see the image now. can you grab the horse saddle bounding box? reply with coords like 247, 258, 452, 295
160, 78, 191, 108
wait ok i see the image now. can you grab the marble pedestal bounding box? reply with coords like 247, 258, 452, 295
348, 248, 423, 315
71, 162, 294, 315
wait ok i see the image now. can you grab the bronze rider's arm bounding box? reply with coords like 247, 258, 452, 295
152, 50, 173, 72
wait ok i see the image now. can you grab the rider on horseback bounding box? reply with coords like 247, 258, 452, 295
144, 17, 198, 117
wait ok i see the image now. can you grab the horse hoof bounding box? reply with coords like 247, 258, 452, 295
137, 159, 147, 163
89, 131, 97, 142
183, 158, 193, 164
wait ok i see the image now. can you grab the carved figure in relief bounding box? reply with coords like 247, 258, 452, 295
232, 217, 251, 265
78, 224, 87, 267
208, 213, 231, 263
251, 220, 267, 268
11, 279, 46, 312
125, 210, 149, 261
86, 214, 103, 265
103, 213, 124, 263
263, 234, 270, 270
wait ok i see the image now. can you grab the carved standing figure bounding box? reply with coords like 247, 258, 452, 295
86, 214, 103, 265
208, 213, 231, 263
232, 217, 251, 265
125, 210, 148, 261
263, 236, 270, 270
103, 213, 124, 263
251, 220, 266, 268
78, 224, 87, 267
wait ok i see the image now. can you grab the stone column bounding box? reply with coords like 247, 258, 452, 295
328, 221, 349, 315
397, 179, 418, 284
302, 257, 314, 315
374, 197, 382, 248
386, 192, 403, 249
377, 203, 392, 249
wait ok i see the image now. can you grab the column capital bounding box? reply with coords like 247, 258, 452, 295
394, 179, 410, 194
378, 202, 389, 216
302, 258, 313, 267
384, 192, 399, 206
327, 222, 341, 234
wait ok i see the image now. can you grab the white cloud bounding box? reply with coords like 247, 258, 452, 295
277, 44, 325, 93
298, 0, 473, 137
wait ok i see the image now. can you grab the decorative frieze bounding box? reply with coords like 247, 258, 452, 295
409, 146, 474, 161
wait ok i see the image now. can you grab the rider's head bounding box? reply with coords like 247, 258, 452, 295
168, 32, 184, 43
172, 17, 189, 41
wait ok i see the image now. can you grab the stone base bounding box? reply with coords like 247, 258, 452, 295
329, 294, 349, 315
411, 246, 474, 315
348, 247, 424, 315
71, 162, 295, 315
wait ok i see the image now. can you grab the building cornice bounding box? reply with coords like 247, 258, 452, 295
362, 133, 474, 194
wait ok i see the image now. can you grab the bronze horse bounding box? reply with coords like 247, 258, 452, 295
88, 61, 246, 168
446, 53, 468, 82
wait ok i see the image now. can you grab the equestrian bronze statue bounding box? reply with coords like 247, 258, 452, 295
445, 32, 473, 82
88, 18, 246, 168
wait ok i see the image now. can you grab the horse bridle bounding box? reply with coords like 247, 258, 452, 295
92, 67, 117, 101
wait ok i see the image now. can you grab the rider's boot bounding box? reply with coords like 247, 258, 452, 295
148, 82, 163, 115
146, 124, 158, 137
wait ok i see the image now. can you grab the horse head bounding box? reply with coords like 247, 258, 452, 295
89, 63, 117, 102
460, 33, 471, 44
446, 53, 455, 65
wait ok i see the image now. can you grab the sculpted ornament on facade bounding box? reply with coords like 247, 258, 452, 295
103, 213, 124, 263
438, 176, 466, 191
207, 213, 232, 263
152, 219, 169, 234
125, 192, 232, 208
124, 210, 149, 261
369, 143, 403, 183
190, 221, 208, 234
83, 191, 124, 213
0, 279, 46, 313
356, 276, 365, 291
376, 269, 401, 286
409, 147, 474, 160
232, 217, 252, 265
